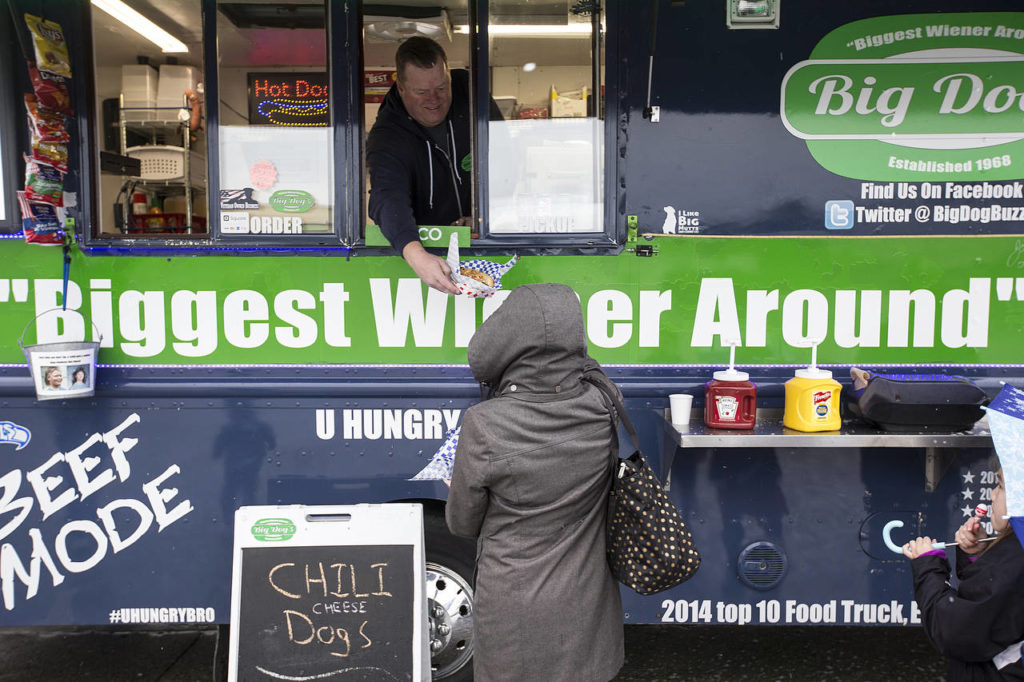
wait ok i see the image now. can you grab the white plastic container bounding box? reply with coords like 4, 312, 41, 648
157, 65, 199, 108
126, 145, 207, 185
121, 64, 158, 120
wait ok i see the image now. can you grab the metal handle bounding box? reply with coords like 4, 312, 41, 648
18, 308, 103, 350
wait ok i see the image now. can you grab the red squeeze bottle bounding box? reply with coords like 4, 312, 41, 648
705, 343, 757, 430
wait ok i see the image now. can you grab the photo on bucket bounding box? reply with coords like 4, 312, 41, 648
29, 351, 96, 401
19, 309, 101, 401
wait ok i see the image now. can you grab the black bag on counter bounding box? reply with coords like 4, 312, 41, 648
844, 369, 988, 431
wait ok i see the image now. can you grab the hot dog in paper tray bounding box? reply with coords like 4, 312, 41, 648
445, 232, 518, 297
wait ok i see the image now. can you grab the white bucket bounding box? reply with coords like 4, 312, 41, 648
19, 309, 102, 401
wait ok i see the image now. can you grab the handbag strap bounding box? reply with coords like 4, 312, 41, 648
582, 374, 642, 455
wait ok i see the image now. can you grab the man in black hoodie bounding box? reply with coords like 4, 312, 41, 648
367, 37, 498, 294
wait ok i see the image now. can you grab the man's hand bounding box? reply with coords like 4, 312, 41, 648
403, 241, 461, 295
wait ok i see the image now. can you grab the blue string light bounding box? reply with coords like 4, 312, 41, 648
256, 98, 329, 126
81, 245, 355, 255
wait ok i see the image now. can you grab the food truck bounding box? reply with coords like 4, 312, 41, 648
1, 0, 1023, 679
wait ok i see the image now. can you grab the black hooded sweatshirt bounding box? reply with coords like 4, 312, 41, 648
366, 68, 474, 256
912, 535, 1024, 680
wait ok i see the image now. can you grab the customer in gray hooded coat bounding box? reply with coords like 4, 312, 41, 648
446, 283, 624, 682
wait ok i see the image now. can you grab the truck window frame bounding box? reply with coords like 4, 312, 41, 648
473, 0, 620, 252
80, 0, 622, 254
203, 0, 352, 249
81, 0, 353, 252
0, 9, 21, 235
352, 0, 622, 256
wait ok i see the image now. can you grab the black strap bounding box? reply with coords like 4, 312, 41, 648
582, 375, 642, 454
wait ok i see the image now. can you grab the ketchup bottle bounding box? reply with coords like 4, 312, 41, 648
705, 343, 757, 430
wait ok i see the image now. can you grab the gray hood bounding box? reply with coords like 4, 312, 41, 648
467, 283, 587, 398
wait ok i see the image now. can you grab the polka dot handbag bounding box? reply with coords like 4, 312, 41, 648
586, 377, 701, 595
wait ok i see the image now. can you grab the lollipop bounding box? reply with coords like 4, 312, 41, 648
930, 503, 995, 550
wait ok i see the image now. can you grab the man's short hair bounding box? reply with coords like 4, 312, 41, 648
395, 37, 448, 83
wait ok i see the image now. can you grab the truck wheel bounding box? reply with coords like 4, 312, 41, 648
424, 512, 476, 682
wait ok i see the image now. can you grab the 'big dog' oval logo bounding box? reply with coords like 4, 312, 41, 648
269, 190, 315, 213
781, 12, 1024, 181
251, 518, 296, 542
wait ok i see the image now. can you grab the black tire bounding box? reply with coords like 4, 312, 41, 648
423, 511, 476, 682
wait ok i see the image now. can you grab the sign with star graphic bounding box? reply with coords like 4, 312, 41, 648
958, 469, 996, 536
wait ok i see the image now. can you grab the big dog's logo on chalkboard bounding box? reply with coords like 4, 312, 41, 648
251, 518, 297, 542
236, 544, 415, 680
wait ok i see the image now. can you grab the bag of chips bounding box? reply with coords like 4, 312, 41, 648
24, 14, 71, 78
31, 138, 68, 174
24, 155, 64, 206
25, 94, 69, 144
28, 63, 72, 116
18, 192, 64, 245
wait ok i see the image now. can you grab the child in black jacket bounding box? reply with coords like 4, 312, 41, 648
904, 460, 1024, 681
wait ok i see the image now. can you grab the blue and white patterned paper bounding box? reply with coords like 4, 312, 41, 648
445, 232, 518, 297
985, 383, 1024, 541
410, 426, 461, 485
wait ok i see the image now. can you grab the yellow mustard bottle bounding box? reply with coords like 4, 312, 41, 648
783, 344, 842, 432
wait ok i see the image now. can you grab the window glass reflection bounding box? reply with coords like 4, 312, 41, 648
0, 125, 6, 223
487, 0, 603, 235
91, 0, 207, 237
216, 0, 332, 237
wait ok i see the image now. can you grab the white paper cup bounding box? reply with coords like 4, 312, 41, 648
669, 393, 694, 425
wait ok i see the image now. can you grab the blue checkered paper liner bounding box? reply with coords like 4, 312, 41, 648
460, 257, 518, 286
987, 383, 1024, 525
410, 426, 460, 482
445, 232, 518, 297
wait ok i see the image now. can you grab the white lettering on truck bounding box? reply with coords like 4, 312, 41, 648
0, 415, 194, 611
25, 276, 1005, 358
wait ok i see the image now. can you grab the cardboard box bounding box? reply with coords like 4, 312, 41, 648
550, 86, 588, 118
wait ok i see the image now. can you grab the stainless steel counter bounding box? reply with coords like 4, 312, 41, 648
664, 409, 992, 448
661, 409, 992, 491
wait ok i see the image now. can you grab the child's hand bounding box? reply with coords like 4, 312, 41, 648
954, 517, 990, 554
903, 536, 935, 559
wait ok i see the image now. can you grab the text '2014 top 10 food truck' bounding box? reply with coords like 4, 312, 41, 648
2, 0, 1024, 679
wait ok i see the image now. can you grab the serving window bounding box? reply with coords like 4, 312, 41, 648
359, 0, 610, 250
214, 1, 335, 241
360, 0, 471, 248
89, 0, 207, 240
84, 1, 611, 251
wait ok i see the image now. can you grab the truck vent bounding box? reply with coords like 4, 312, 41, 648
737, 541, 787, 590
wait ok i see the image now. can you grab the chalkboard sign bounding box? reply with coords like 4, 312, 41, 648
228, 505, 428, 681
